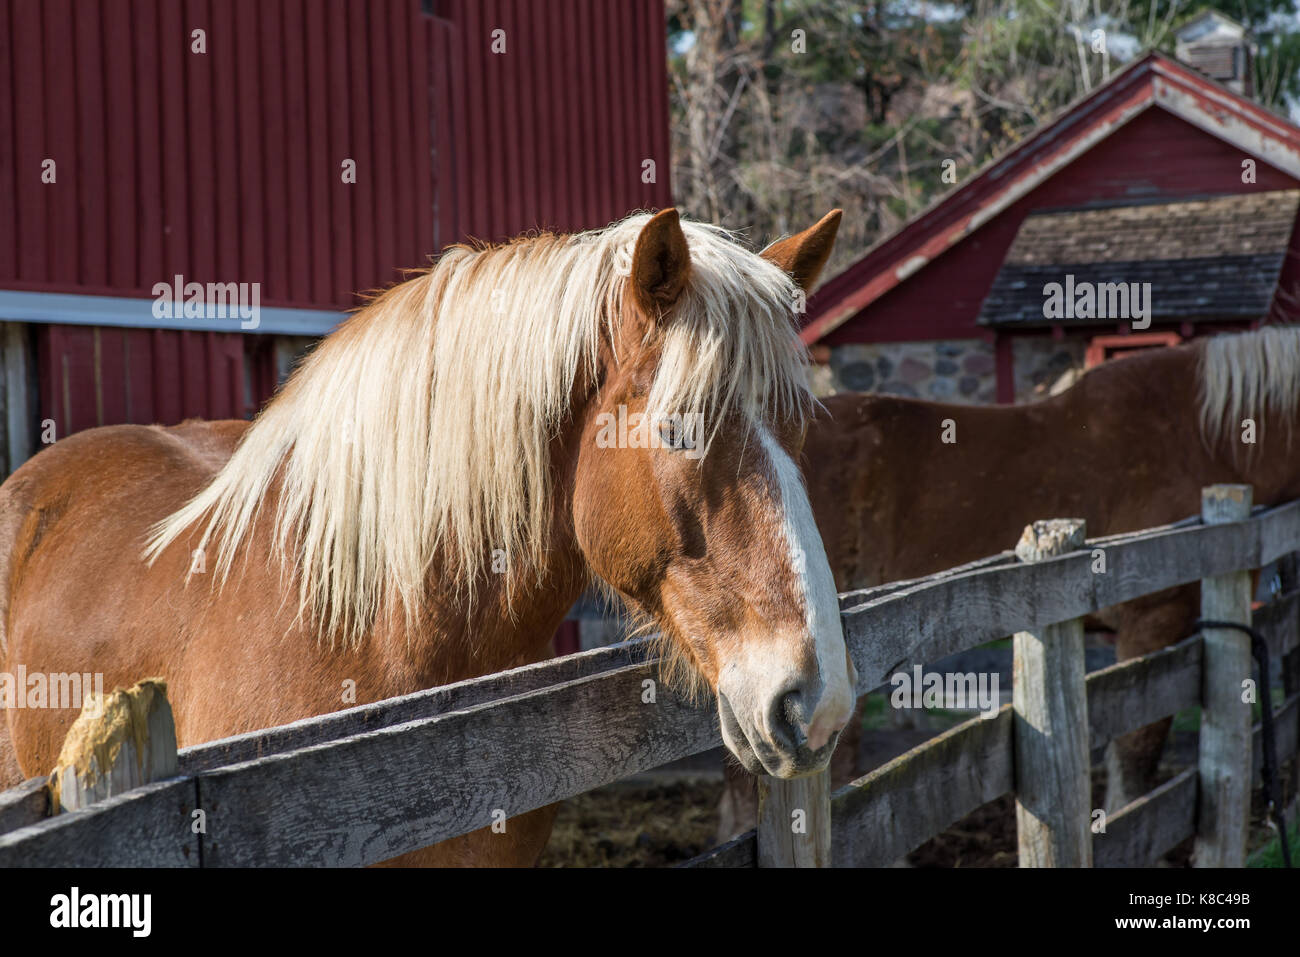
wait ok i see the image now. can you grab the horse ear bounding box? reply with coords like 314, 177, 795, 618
630, 208, 691, 318
760, 209, 842, 290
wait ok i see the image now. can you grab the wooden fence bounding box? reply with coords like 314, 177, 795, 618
1, 483, 1297, 867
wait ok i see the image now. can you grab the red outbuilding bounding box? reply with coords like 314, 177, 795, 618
800, 46, 1300, 404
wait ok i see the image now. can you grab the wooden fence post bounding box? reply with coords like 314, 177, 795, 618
1012, 518, 1092, 867
49, 678, 177, 813
1193, 484, 1253, 868
756, 770, 831, 867
1281, 553, 1300, 824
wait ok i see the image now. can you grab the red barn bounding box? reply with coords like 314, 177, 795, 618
0, 0, 671, 472
800, 49, 1300, 404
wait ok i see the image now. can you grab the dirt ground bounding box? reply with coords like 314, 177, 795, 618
537, 729, 1292, 867
902, 767, 1194, 868
537, 779, 725, 867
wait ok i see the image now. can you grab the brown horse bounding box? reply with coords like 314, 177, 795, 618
716, 326, 1300, 843
804, 326, 1300, 815
0, 208, 856, 866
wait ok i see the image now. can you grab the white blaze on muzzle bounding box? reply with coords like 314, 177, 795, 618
751, 424, 855, 750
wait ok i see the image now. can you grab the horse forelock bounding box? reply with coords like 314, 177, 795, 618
1198, 324, 1300, 451
143, 213, 814, 649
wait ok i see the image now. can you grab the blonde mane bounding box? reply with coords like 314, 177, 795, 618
145, 213, 811, 647
1199, 324, 1300, 450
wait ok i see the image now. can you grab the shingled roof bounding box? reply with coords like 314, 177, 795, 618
976, 190, 1300, 327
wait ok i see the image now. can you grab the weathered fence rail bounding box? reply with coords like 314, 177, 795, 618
2, 485, 1298, 867
688, 652, 1299, 868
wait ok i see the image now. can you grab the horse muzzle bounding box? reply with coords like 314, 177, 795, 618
716, 674, 850, 778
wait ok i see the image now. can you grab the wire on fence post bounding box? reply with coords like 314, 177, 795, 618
1192, 617, 1293, 868
1193, 484, 1254, 868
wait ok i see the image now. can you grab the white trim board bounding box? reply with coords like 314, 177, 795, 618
0, 289, 347, 336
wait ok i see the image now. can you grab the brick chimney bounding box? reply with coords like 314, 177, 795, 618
1175, 10, 1254, 97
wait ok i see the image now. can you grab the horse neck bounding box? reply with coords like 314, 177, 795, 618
1218, 429, 1300, 506
390, 411, 592, 687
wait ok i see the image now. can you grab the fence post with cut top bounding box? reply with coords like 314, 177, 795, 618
49, 678, 178, 813
1012, 518, 1092, 867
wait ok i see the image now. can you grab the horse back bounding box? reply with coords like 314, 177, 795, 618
803, 366, 1208, 590
0, 420, 246, 643
0, 420, 247, 781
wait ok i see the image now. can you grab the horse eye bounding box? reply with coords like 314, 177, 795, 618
658, 421, 683, 449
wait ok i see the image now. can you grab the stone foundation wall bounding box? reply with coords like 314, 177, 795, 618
818, 337, 1090, 405
824, 340, 997, 404
1011, 337, 1087, 403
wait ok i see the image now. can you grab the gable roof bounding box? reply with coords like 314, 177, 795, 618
801, 51, 1300, 344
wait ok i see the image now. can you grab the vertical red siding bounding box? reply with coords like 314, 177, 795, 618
435, 0, 671, 241
0, 0, 15, 280
151, 329, 180, 424
133, 0, 164, 291
430, 14, 462, 254
4, 0, 673, 437
103, 0, 138, 291
233, 1, 263, 290
37, 322, 248, 436
124, 329, 155, 423
211, 0, 240, 288
157, 0, 190, 285
385, 4, 416, 283
11, 1, 47, 282
74, 3, 108, 289
367, 0, 397, 288
281, 0, 312, 304
260, 2, 290, 301
496, 0, 522, 241
514, 2, 539, 234
186, 0, 216, 289
558, 2, 582, 231
344, 0, 375, 293
44, 0, 77, 285
409, 16, 434, 265
324, 0, 352, 300
304, 10, 331, 305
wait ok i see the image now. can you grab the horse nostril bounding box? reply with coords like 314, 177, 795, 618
769, 690, 809, 749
